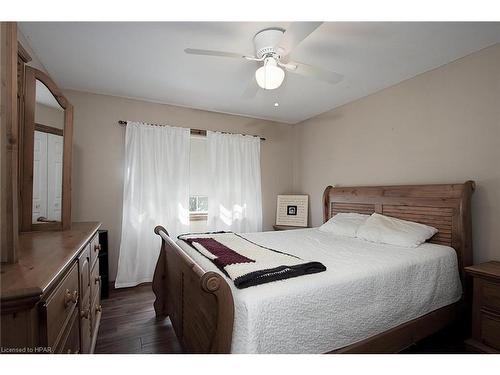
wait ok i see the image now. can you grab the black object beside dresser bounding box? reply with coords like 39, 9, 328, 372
98, 230, 110, 300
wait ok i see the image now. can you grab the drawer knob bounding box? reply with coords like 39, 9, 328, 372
96, 304, 102, 313
64, 289, 78, 307
94, 244, 101, 252
94, 275, 101, 284
80, 308, 90, 319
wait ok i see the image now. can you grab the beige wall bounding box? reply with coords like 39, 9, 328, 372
293, 43, 500, 264
66, 90, 295, 281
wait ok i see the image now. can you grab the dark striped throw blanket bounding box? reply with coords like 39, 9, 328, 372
178, 232, 326, 289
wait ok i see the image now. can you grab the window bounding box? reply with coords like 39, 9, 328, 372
189, 136, 209, 221
189, 195, 208, 213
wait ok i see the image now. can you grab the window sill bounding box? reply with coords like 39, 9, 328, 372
190, 213, 208, 221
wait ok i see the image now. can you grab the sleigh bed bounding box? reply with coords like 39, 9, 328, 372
152, 181, 474, 353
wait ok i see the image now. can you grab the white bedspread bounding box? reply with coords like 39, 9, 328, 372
176, 228, 462, 353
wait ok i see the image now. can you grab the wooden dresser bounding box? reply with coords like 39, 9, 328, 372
464, 261, 500, 353
1, 222, 102, 354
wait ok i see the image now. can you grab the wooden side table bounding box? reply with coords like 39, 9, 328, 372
464, 261, 500, 353
273, 225, 308, 231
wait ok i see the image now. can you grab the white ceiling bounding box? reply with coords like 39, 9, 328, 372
19, 22, 500, 124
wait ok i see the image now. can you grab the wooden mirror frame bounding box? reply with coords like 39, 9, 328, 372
20, 66, 73, 232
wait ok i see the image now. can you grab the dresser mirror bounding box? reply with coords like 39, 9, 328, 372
20, 66, 73, 231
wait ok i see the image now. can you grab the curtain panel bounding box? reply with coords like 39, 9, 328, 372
115, 122, 190, 288
206, 131, 263, 233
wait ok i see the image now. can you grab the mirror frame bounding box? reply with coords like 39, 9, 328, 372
20, 66, 73, 231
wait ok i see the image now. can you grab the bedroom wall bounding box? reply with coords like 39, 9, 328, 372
66, 90, 295, 281
293, 43, 500, 264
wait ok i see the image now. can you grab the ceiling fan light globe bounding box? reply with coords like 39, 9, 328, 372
255, 64, 285, 90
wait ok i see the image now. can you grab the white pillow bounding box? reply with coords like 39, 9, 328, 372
318, 212, 370, 237
356, 213, 438, 247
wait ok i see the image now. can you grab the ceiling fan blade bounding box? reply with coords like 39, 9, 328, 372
276, 22, 323, 56
184, 48, 255, 60
285, 61, 343, 85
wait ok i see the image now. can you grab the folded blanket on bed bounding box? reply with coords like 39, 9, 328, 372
177, 232, 326, 289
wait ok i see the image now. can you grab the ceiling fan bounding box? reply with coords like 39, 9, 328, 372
184, 22, 343, 95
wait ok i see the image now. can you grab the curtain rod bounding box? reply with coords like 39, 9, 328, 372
117, 120, 266, 141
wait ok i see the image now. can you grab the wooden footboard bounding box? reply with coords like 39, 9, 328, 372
152, 226, 234, 353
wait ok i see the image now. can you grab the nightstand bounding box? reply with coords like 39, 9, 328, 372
273, 225, 307, 231
464, 261, 500, 353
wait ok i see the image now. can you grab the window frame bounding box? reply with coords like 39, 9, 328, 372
189, 212, 208, 221
189, 195, 208, 222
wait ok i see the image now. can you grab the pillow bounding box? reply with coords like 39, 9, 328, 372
356, 213, 438, 247
318, 212, 370, 237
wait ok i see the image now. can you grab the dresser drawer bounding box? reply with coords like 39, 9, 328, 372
54, 309, 80, 354
480, 311, 500, 350
79, 290, 92, 354
90, 260, 100, 302
78, 244, 91, 301
41, 262, 79, 347
482, 280, 500, 313
90, 233, 101, 268
91, 283, 102, 335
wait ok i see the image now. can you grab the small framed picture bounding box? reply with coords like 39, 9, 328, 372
276, 195, 308, 227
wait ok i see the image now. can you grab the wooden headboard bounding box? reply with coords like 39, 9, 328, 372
323, 181, 475, 280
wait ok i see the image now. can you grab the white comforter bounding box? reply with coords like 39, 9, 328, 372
176, 228, 462, 354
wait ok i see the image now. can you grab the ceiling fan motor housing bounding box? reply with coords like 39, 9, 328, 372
253, 28, 285, 59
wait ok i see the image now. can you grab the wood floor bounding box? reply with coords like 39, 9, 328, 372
95, 284, 468, 354
95, 284, 183, 354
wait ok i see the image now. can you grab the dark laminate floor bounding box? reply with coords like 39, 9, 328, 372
95, 284, 469, 354
95, 284, 183, 354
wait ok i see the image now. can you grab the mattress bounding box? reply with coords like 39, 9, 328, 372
176, 228, 462, 354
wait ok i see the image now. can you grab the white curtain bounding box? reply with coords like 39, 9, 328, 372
206, 131, 262, 233
115, 122, 190, 288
